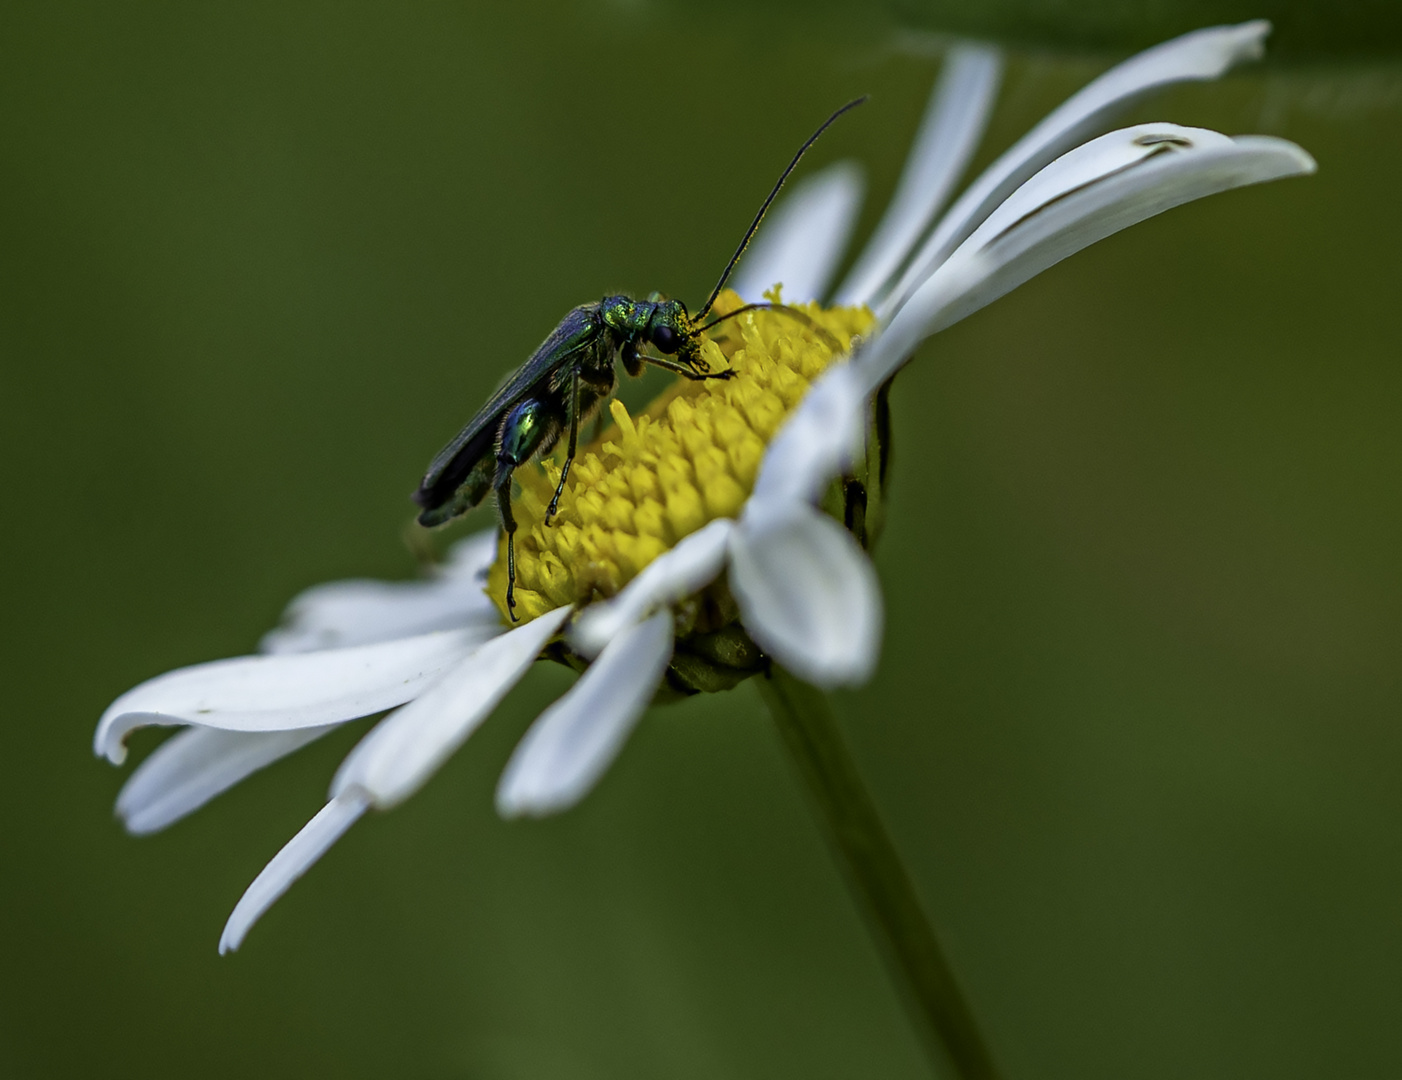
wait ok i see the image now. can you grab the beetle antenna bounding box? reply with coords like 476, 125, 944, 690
697, 302, 843, 352
697, 302, 795, 333
694, 96, 867, 322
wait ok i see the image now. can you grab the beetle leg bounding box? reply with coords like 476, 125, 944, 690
620, 339, 644, 379
495, 395, 558, 621
545, 367, 580, 526
639, 354, 736, 382
492, 459, 520, 621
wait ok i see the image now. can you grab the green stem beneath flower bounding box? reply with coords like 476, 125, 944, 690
757, 665, 1003, 1080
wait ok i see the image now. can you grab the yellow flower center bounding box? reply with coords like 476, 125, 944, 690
487, 288, 874, 622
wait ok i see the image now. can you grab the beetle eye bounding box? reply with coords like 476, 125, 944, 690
652, 324, 678, 354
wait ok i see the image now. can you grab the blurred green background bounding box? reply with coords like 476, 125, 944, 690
2, 3, 1399, 1078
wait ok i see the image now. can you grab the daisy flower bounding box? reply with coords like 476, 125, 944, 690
95, 20, 1314, 954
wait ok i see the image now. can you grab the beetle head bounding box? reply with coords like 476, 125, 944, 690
646, 298, 691, 356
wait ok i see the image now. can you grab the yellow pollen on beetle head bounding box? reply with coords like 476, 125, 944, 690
487, 288, 875, 623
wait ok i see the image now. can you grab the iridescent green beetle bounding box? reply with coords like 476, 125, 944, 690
413, 99, 864, 619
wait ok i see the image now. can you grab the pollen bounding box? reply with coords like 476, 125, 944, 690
488, 288, 874, 622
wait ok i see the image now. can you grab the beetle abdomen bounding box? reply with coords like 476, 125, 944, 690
413, 425, 496, 512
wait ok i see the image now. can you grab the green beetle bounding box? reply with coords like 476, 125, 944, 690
413, 99, 864, 618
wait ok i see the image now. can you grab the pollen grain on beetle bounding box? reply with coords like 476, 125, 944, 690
487, 288, 874, 622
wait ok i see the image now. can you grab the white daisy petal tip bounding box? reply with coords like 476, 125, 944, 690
729, 503, 882, 689
497, 610, 674, 819
116, 726, 336, 836
1195, 18, 1270, 61
217, 791, 369, 955
94, 629, 480, 767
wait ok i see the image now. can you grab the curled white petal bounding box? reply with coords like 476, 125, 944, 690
569, 519, 732, 658
497, 610, 673, 818
750, 363, 867, 507
883, 19, 1271, 313
729, 162, 865, 304
218, 793, 369, 954
834, 44, 1002, 307
96, 629, 479, 764
729, 503, 881, 687
260, 530, 501, 655
859, 125, 1315, 391
117, 726, 336, 835
332, 606, 571, 809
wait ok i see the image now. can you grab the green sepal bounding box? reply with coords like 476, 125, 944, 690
665, 625, 767, 696
541, 622, 766, 700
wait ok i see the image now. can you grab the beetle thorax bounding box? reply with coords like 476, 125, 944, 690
599, 296, 652, 343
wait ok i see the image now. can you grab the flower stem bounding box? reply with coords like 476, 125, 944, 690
757, 665, 1002, 1080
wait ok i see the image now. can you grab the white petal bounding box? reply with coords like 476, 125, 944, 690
259, 579, 501, 654
496, 610, 673, 818
441, 528, 503, 580
833, 45, 1002, 307
729, 162, 865, 304
260, 530, 501, 654
859, 124, 1315, 390
117, 726, 335, 835
332, 606, 571, 809
569, 520, 732, 659
729, 503, 881, 687
96, 629, 479, 764
750, 362, 867, 508
883, 20, 1271, 314
218, 792, 368, 954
